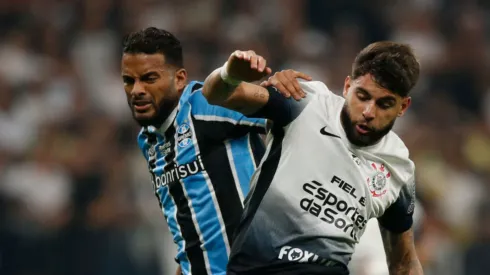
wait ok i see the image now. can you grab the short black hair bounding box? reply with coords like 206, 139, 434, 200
122, 27, 184, 68
351, 41, 420, 97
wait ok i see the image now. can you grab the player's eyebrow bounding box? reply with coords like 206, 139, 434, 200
142, 71, 159, 77
140, 72, 160, 81
355, 87, 371, 96
122, 74, 133, 80
378, 96, 396, 103
121, 71, 159, 78
356, 87, 397, 102
377, 94, 397, 103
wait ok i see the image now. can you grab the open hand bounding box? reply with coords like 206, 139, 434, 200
260, 69, 312, 100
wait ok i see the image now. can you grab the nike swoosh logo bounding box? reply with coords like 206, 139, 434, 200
320, 126, 341, 139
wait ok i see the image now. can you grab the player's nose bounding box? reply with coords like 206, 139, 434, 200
131, 81, 147, 97
362, 102, 376, 120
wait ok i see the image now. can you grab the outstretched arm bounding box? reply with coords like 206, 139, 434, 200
203, 68, 270, 115
379, 226, 423, 275
203, 50, 311, 116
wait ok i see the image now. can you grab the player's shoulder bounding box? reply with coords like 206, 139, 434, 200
187, 80, 204, 93
180, 80, 212, 113
299, 80, 329, 94
299, 80, 332, 96
299, 80, 344, 104
296, 80, 344, 121
378, 131, 415, 179
181, 80, 204, 102
383, 131, 411, 159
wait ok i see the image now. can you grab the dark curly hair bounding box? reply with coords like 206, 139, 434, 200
122, 27, 183, 68
351, 41, 420, 97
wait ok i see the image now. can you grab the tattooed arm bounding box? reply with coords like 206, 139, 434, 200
379, 226, 423, 275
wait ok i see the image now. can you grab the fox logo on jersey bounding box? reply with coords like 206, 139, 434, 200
278, 246, 320, 263
368, 162, 391, 197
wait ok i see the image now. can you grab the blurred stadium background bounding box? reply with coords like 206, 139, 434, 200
1, 0, 489, 274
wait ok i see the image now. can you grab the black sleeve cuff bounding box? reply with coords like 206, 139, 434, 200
378, 197, 414, 233
250, 86, 293, 127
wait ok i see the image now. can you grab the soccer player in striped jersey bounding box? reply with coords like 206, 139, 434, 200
203, 45, 423, 275
120, 28, 306, 275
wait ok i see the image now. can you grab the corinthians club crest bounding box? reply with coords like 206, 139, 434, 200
367, 162, 391, 197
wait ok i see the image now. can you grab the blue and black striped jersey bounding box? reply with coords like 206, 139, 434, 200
137, 81, 267, 275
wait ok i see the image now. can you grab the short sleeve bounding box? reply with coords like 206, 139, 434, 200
378, 181, 416, 233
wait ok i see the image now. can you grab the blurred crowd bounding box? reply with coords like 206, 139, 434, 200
0, 0, 489, 274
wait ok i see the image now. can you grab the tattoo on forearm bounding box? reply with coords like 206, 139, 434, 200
253, 89, 267, 99
380, 227, 423, 275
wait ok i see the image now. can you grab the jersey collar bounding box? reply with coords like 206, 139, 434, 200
159, 106, 178, 133
146, 106, 178, 135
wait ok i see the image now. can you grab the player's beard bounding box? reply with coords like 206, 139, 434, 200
340, 104, 395, 147
131, 99, 176, 128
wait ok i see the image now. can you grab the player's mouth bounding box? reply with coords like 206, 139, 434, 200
133, 100, 152, 112
355, 124, 372, 135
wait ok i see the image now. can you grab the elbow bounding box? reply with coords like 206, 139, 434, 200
202, 72, 227, 107
387, 258, 424, 275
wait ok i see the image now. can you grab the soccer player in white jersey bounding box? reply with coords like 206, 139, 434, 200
202, 42, 423, 275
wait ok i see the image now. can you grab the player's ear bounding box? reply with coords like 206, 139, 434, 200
174, 68, 187, 91
343, 76, 351, 97
398, 96, 411, 117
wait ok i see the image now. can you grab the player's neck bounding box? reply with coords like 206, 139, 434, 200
143, 86, 185, 129
155, 102, 178, 128
138, 100, 178, 129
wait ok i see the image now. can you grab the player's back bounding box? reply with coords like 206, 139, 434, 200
138, 81, 268, 275
227, 81, 416, 275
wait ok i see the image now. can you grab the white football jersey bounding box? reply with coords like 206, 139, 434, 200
228, 81, 416, 274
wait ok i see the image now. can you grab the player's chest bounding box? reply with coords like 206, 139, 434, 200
346, 151, 400, 217
285, 115, 398, 216
144, 124, 206, 190
146, 124, 197, 169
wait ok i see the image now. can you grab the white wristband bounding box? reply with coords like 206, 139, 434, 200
219, 62, 242, 86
